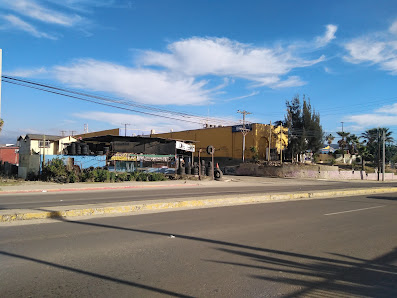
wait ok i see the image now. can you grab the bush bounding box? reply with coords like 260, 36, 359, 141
149, 172, 167, 181
92, 168, 110, 182
42, 157, 68, 183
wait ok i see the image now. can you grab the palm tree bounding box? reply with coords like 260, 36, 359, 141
357, 142, 372, 171
361, 127, 393, 170
337, 131, 350, 159
326, 134, 334, 146
346, 134, 359, 156
0, 119, 3, 134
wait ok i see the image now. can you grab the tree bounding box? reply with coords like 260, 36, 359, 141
326, 134, 334, 146
357, 141, 372, 171
346, 134, 360, 156
0, 119, 3, 134
336, 131, 350, 159
361, 127, 394, 167
284, 95, 324, 161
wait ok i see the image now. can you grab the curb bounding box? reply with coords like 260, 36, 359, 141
1, 187, 396, 223
0, 183, 199, 195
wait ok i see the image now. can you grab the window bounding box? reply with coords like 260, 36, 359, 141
38, 140, 51, 148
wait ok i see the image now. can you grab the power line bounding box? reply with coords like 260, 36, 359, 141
2, 75, 238, 126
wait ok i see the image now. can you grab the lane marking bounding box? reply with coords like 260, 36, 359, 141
324, 205, 385, 216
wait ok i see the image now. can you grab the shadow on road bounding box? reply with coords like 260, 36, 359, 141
0, 250, 192, 298
209, 247, 397, 297
3, 207, 394, 297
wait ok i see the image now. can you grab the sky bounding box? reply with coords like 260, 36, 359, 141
2, 0, 397, 144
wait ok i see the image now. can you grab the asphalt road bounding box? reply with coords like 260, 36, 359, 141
1, 192, 396, 297
1, 178, 396, 209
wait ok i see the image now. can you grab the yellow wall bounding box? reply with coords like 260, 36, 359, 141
153, 123, 288, 160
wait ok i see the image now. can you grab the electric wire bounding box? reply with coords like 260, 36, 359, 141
1, 75, 239, 126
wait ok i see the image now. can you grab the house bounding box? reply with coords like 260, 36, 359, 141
17, 134, 77, 179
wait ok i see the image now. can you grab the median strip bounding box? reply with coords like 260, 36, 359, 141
1, 187, 397, 223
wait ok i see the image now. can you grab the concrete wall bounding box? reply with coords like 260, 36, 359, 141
235, 163, 397, 181
18, 155, 40, 179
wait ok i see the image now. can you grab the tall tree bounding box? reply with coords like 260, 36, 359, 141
284, 95, 323, 160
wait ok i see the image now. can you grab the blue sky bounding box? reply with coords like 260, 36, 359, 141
2, 0, 397, 144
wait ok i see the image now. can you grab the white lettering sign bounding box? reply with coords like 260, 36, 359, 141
175, 141, 195, 152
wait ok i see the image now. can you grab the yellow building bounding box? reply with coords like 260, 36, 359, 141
152, 123, 288, 160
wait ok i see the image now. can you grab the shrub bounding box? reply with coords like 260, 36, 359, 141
149, 172, 167, 181
42, 157, 68, 182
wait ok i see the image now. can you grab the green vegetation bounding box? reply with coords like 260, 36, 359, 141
31, 157, 168, 183
283, 95, 324, 160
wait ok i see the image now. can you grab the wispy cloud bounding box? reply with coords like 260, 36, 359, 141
73, 111, 201, 134
224, 91, 259, 102
1, 15, 57, 39
314, 24, 338, 48
344, 20, 397, 74
53, 59, 212, 105
4, 0, 83, 27
7, 66, 49, 77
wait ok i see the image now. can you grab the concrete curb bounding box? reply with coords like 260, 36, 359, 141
1, 187, 396, 223
0, 183, 199, 195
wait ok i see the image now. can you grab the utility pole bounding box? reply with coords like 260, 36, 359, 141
70, 130, 76, 137
382, 130, 385, 182
60, 130, 67, 137
122, 123, 130, 137
378, 128, 380, 181
237, 110, 251, 162
42, 135, 46, 170
84, 124, 89, 134
268, 121, 272, 161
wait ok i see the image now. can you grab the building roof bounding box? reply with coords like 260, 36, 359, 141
18, 134, 62, 141
81, 135, 196, 144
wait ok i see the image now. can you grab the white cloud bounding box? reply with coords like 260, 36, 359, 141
53, 59, 211, 105
314, 24, 338, 48
344, 20, 397, 74
1, 15, 57, 39
4, 0, 83, 27
345, 102, 397, 128
7, 66, 49, 77
375, 103, 397, 114
73, 111, 201, 134
345, 114, 397, 127
139, 36, 326, 88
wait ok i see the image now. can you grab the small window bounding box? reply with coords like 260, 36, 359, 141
38, 140, 51, 148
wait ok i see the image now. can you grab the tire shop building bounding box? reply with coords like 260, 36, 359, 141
73, 135, 196, 174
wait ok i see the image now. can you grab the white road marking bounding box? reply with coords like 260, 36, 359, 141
324, 205, 385, 216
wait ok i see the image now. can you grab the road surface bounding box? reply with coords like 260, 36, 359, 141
1, 192, 396, 297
